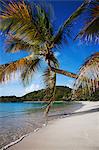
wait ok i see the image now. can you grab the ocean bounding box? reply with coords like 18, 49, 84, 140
0, 102, 47, 149
0, 101, 82, 149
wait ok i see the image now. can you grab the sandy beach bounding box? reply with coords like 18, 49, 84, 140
6, 101, 99, 150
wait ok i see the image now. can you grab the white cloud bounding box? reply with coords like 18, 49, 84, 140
66, 79, 74, 89
0, 31, 3, 36
54, 51, 60, 57
25, 84, 40, 94
0, 71, 44, 97
0, 83, 41, 97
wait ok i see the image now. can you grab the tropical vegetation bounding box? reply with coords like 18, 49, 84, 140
0, 86, 71, 102
0, 86, 98, 102
76, 0, 99, 43
0, 0, 99, 113
73, 52, 99, 99
73, 0, 99, 99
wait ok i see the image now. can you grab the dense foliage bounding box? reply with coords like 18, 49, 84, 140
0, 1, 98, 113
0, 86, 98, 102
75, 89, 99, 101
0, 86, 71, 102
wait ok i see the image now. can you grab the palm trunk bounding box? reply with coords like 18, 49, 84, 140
50, 67, 78, 79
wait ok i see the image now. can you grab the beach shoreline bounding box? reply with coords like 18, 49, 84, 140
2, 101, 99, 150
0, 101, 84, 149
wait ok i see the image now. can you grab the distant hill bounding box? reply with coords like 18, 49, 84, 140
0, 86, 71, 102
0, 86, 98, 102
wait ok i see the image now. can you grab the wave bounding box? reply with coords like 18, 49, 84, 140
1, 124, 47, 150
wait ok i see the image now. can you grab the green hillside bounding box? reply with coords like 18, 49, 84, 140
0, 86, 71, 102
0, 86, 98, 102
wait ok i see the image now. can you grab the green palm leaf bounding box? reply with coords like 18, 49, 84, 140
5, 33, 42, 54
75, 1, 99, 43
73, 52, 99, 97
21, 57, 41, 85
36, 5, 53, 41
0, 0, 52, 45
0, 54, 39, 83
75, 18, 99, 43
50, 0, 90, 47
0, 1, 41, 46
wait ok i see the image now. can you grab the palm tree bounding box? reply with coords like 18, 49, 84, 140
73, 0, 99, 98
73, 52, 99, 99
0, 0, 92, 113
75, 0, 99, 43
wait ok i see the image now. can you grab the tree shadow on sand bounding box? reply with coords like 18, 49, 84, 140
48, 104, 99, 118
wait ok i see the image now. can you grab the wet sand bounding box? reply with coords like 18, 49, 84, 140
7, 101, 99, 150
0, 101, 83, 149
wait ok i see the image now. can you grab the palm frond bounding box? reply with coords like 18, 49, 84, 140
0, 0, 45, 46
73, 52, 99, 97
75, 1, 99, 43
5, 34, 31, 53
75, 17, 99, 43
21, 57, 40, 85
51, 0, 90, 47
5, 33, 42, 54
0, 0, 32, 22
0, 54, 39, 83
36, 5, 53, 41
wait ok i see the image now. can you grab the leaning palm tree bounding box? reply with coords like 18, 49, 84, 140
0, 0, 92, 113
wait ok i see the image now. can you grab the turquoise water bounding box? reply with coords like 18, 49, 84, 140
0, 101, 82, 149
0, 102, 45, 118
0, 102, 46, 149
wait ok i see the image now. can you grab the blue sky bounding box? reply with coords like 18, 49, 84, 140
0, 0, 99, 97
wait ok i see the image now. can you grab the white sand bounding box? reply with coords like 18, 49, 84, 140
8, 101, 99, 150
